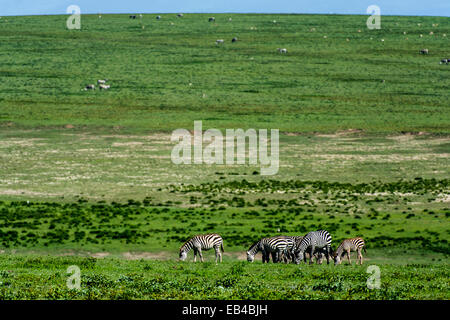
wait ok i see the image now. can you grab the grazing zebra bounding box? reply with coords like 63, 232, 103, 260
247, 236, 294, 263
293, 230, 332, 265
179, 233, 224, 263
284, 236, 328, 264
281, 236, 304, 262
333, 237, 366, 265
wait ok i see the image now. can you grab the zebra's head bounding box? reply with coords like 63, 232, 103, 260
333, 251, 343, 265
179, 250, 187, 261
294, 251, 304, 264
246, 251, 255, 262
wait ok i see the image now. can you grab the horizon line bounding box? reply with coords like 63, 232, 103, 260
1, 12, 449, 18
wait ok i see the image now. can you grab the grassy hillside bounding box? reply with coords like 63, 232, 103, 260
0, 13, 449, 133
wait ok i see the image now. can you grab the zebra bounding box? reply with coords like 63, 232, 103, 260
293, 230, 332, 265
285, 236, 329, 264
280, 236, 304, 263
333, 237, 366, 265
179, 233, 224, 263
247, 236, 295, 263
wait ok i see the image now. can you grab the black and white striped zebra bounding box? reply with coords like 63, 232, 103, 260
293, 230, 332, 265
179, 233, 224, 263
279, 236, 304, 263
333, 237, 366, 265
286, 236, 328, 264
247, 236, 295, 263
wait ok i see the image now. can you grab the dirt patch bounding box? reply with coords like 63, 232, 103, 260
91, 252, 110, 258
112, 142, 144, 147
223, 251, 247, 261
0, 189, 62, 197
122, 251, 174, 260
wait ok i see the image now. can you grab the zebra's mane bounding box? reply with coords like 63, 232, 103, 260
180, 236, 195, 252
247, 239, 261, 253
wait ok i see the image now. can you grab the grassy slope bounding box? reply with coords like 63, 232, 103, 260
0, 14, 449, 133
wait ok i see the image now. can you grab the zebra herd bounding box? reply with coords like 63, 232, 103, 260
179, 231, 367, 266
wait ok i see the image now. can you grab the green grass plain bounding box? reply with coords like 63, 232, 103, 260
0, 13, 449, 300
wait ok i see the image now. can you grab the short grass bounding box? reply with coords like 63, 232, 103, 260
0, 13, 449, 133
0, 255, 448, 300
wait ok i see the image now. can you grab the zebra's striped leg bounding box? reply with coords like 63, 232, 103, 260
346, 249, 351, 265
193, 248, 197, 262
357, 249, 362, 265
309, 247, 315, 265
326, 246, 331, 265
198, 249, 204, 262
215, 247, 222, 264
271, 252, 277, 263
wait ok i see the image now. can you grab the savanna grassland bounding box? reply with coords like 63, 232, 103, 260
0, 13, 449, 300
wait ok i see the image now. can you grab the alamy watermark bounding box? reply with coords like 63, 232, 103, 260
66, 265, 81, 290
66, 5, 81, 30
366, 5, 381, 30
366, 265, 381, 289
171, 121, 279, 175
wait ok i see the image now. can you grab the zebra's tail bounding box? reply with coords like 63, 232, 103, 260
221, 243, 224, 252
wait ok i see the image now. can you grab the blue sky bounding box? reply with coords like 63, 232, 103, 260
1, 0, 449, 17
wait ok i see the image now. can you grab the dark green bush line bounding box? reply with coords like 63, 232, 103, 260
168, 178, 449, 194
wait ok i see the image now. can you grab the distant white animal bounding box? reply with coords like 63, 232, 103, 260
440, 58, 449, 65
99, 84, 110, 90
419, 48, 429, 54
277, 48, 287, 54
156, 15, 161, 20
231, 37, 238, 43
177, 13, 183, 18
209, 17, 215, 22
97, 79, 107, 84
216, 39, 224, 45
84, 84, 95, 90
